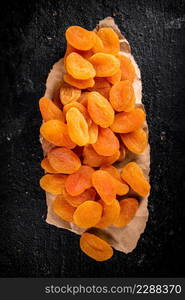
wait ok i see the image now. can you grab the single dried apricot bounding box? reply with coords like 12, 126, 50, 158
88, 121, 98, 144
53, 194, 76, 222
40, 120, 76, 148
88, 77, 111, 98
63, 74, 95, 89
66, 52, 96, 80
111, 108, 146, 133
39, 97, 64, 122
121, 162, 150, 197
113, 198, 139, 227
89, 53, 120, 77
97, 27, 120, 55
109, 80, 135, 112
65, 165, 94, 196
66, 26, 95, 50
92, 127, 119, 156
40, 174, 67, 195
64, 188, 96, 207
121, 128, 148, 154
78, 92, 89, 106
100, 165, 121, 181
96, 199, 120, 228
92, 32, 104, 53
117, 54, 136, 82
48, 147, 81, 174
60, 83, 81, 105
87, 92, 114, 128
63, 101, 86, 116
80, 232, 113, 261
41, 157, 59, 173
66, 107, 89, 146
73, 201, 102, 228
92, 170, 116, 205
107, 69, 121, 85
83, 145, 120, 167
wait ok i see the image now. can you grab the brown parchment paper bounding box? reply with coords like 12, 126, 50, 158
41, 17, 150, 254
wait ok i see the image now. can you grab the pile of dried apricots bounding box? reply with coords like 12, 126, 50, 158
39, 25, 150, 261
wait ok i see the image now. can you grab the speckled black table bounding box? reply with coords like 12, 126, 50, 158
0, 0, 185, 277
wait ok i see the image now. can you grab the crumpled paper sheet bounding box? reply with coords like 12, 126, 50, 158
41, 17, 150, 254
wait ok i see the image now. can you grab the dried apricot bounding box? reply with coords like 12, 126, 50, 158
92, 32, 104, 53
83, 145, 120, 167
80, 232, 113, 261
66, 52, 96, 80
88, 77, 111, 98
63, 101, 86, 116
113, 198, 139, 227
121, 128, 147, 154
109, 80, 135, 112
107, 69, 121, 85
87, 92, 114, 128
41, 157, 59, 173
92, 170, 116, 205
66, 107, 89, 146
117, 54, 136, 82
78, 92, 90, 106
88, 121, 98, 144
89, 53, 120, 77
60, 83, 81, 105
66, 26, 95, 50
63, 74, 95, 89
65, 166, 94, 196
73, 201, 102, 228
97, 27, 120, 55
40, 120, 76, 148
40, 174, 66, 195
53, 194, 76, 222
100, 165, 121, 181
121, 162, 150, 197
111, 108, 146, 133
48, 147, 81, 174
39, 97, 64, 122
92, 127, 119, 156
96, 199, 120, 228
64, 188, 96, 207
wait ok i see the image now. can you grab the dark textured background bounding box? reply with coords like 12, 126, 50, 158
0, 0, 185, 277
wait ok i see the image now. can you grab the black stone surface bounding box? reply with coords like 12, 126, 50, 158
0, 0, 185, 277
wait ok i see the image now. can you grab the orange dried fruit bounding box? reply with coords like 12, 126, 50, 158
65, 165, 95, 196
95, 199, 120, 228
100, 165, 121, 181
63, 74, 95, 89
92, 127, 119, 156
92, 32, 104, 53
63, 101, 86, 116
78, 92, 90, 106
107, 69, 121, 85
121, 162, 150, 197
39, 97, 65, 122
89, 53, 120, 77
60, 83, 81, 105
88, 77, 111, 98
109, 80, 135, 112
64, 188, 96, 207
88, 121, 98, 144
53, 194, 76, 222
66, 26, 95, 50
97, 27, 120, 55
40, 120, 76, 148
41, 157, 59, 173
66, 52, 96, 80
83, 145, 120, 167
48, 147, 81, 174
66, 107, 89, 146
113, 198, 139, 227
73, 201, 102, 228
121, 128, 148, 154
117, 54, 136, 82
40, 174, 67, 195
80, 232, 113, 261
111, 108, 146, 133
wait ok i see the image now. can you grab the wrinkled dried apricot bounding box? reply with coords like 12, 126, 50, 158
92, 170, 116, 205
113, 198, 139, 227
88, 121, 98, 144
96, 199, 120, 228
40, 174, 67, 195
89, 53, 120, 77
63, 101, 86, 116
87, 92, 114, 128
92, 127, 119, 156
117, 54, 136, 82
39, 97, 64, 122
78, 92, 89, 106
97, 27, 120, 55
80, 232, 113, 261
83, 145, 120, 167
73, 201, 102, 228
53, 194, 76, 222
66, 52, 96, 80
64, 42, 94, 63
100, 165, 121, 181
65, 165, 94, 196
41, 157, 59, 173
92, 32, 104, 53
121, 128, 147, 154
64, 187, 96, 207
66, 107, 89, 146
60, 83, 81, 105
107, 69, 121, 85
121, 162, 150, 197
63, 74, 95, 89
48, 147, 81, 174
88, 77, 111, 98
109, 80, 135, 112
66, 26, 95, 51
111, 108, 146, 133
40, 120, 76, 148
